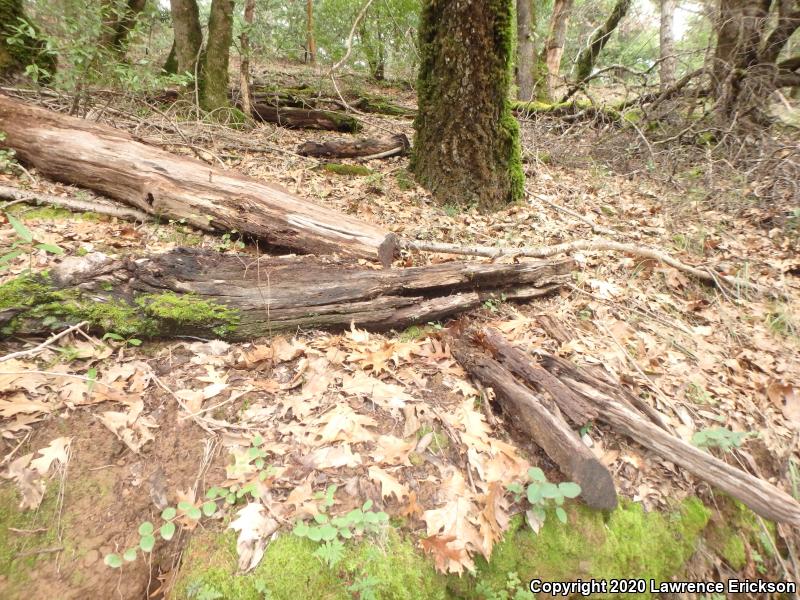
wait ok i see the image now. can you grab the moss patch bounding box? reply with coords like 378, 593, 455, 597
320, 163, 372, 177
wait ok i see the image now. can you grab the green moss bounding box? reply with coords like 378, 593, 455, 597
0, 273, 55, 312
171, 529, 446, 600
395, 170, 417, 191
320, 163, 372, 177
137, 292, 240, 336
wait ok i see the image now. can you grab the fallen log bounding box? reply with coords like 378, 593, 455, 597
0, 184, 150, 222
0, 94, 396, 265
452, 341, 618, 511
531, 353, 800, 526
297, 134, 410, 160
1, 249, 573, 341
251, 104, 362, 132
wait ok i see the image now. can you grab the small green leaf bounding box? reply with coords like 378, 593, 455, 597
138, 521, 154, 536
187, 507, 202, 520
6, 212, 33, 242
226, 492, 236, 504
362, 499, 373, 511
177, 501, 193, 512
252, 434, 263, 446
161, 507, 177, 521
319, 525, 338, 541
308, 527, 323, 542
202, 501, 217, 517
541, 482, 560, 499
339, 527, 353, 539
160, 522, 176, 541
103, 332, 124, 341
104, 553, 123, 568
555, 506, 567, 523
254, 458, 264, 469
293, 522, 309, 537
528, 467, 546, 482
314, 513, 329, 524
127, 338, 142, 346
558, 482, 582, 498
35, 242, 63, 255
0, 249, 23, 265
139, 534, 155, 552
123, 548, 137, 562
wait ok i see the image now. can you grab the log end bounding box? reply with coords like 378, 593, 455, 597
573, 456, 618, 511
378, 233, 401, 268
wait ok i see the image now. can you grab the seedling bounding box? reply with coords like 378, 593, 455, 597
508, 467, 581, 528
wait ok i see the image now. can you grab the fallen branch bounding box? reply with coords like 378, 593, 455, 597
297, 134, 409, 159
403, 238, 772, 296
250, 104, 362, 132
0, 185, 150, 222
0, 321, 89, 363
452, 340, 618, 510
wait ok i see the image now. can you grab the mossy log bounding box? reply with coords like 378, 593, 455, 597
0, 249, 573, 341
251, 104, 362, 133
510, 99, 622, 123
297, 134, 410, 159
0, 94, 396, 265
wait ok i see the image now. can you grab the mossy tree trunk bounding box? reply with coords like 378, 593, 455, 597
199, 0, 235, 112
411, 0, 523, 212
0, 0, 55, 80
169, 0, 203, 75
574, 0, 632, 83
162, 40, 178, 74
515, 0, 536, 100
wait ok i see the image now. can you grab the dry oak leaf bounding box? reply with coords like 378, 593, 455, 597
340, 371, 414, 410
0, 393, 53, 419
370, 435, 415, 466
367, 465, 409, 500
228, 502, 279, 571
313, 403, 377, 444
285, 475, 319, 518
420, 534, 473, 574
272, 336, 306, 363
97, 400, 157, 453
302, 444, 362, 470
767, 381, 800, 427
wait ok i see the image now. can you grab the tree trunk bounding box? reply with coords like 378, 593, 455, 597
0, 94, 397, 265
163, 40, 178, 74
659, 0, 676, 89
169, 0, 203, 75
575, 0, 632, 83
239, 0, 255, 118
99, 0, 148, 56
411, 0, 523, 212
1, 249, 572, 340
297, 134, 409, 158
537, 0, 574, 101
516, 0, 536, 100
200, 0, 235, 112
305, 0, 317, 65
251, 104, 362, 132
452, 341, 618, 510
0, 0, 55, 80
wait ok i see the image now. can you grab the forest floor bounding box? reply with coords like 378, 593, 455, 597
1, 63, 799, 599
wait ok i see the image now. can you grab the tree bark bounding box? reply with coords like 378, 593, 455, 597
305, 0, 317, 65
0, 0, 55, 80
251, 104, 362, 132
411, 0, 523, 211
169, 0, 203, 76
0, 94, 397, 265
537, 0, 574, 101
452, 342, 618, 510
297, 134, 409, 159
575, 0, 633, 83
99, 0, 148, 56
659, 0, 676, 89
516, 0, 536, 100
2, 249, 572, 340
200, 0, 235, 112
239, 0, 256, 118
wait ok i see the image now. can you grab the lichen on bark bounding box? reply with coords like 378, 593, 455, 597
411, 0, 524, 212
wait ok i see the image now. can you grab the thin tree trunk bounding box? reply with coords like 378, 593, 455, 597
239, 0, 255, 118
659, 0, 676, 89
100, 0, 148, 55
575, 0, 632, 83
200, 0, 235, 112
169, 0, 203, 75
306, 0, 317, 64
537, 0, 574, 100
516, 0, 536, 100
411, 0, 523, 211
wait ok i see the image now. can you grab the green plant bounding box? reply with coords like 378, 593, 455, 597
1, 210, 63, 270
102, 332, 143, 347
475, 571, 534, 600
686, 383, 714, 405
483, 293, 508, 313
215, 230, 245, 252
507, 467, 581, 527
348, 574, 381, 600
691, 427, 753, 452
0, 132, 18, 173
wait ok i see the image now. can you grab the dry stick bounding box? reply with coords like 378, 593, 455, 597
526, 190, 615, 235
402, 238, 773, 296
0, 321, 90, 363
327, 0, 375, 76
0, 185, 150, 222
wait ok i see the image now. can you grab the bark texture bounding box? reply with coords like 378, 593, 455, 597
0, 94, 397, 264
169, 0, 203, 75
239, 0, 256, 118
411, 0, 523, 211
659, 0, 676, 89
1, 250, 572, 340
537, 0, 574, 100
297, 134, 409, 159
200, 0, 235, 112
516, 0, 536, 100
575, 0, 632, 83
305, 0, 317, 64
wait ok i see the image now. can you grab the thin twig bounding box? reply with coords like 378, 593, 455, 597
0, 321, 89, 363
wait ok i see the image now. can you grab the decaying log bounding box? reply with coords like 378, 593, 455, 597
0, 185, 150, 222
2, 249, 573, 341
452, 342, 618, 510
533, 353, 800, 525
0, 94, 397, 265
250, 104, 362, 132
297, 134, 410, 159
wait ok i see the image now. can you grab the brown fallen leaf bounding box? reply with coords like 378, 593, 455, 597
228, 501, 279, 571
97, 400, 157, 453
367, 465, 409, 500
767, 380, 800, 427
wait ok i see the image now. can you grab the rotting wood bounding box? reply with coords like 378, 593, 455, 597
0, 94, 396, 265
2, 248, 573, 341
250, 103, 362, 132
533, 353, 800, 526
297, 134, 410, 159
452, 341, 618, 511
